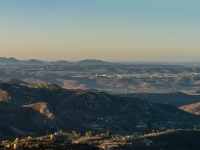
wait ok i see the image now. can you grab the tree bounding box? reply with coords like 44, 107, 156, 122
59, 130, 63, 135
72, 130, 77, 136
85, 132, 89, 137
106, 130, 111, 137
101, 133, 105, 137
194, 125, 197, 130
85, 131, 92, 137
88, 131, 92, 137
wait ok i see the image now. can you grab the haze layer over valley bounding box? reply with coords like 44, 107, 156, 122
1, 57, 200, 94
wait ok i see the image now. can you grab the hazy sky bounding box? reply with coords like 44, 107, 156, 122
0, 0, 200, 62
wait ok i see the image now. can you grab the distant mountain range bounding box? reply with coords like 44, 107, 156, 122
76, 59, 108, 65
0, 57, 109, 65
24, 59, 45, 65
0, 57, 20, 64
50, 60, 71, 65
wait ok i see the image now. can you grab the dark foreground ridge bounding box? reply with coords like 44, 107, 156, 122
1, 129, 200, 150
0, 79, 199, 143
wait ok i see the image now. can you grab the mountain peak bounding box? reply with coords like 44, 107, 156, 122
76, 59, 108, 65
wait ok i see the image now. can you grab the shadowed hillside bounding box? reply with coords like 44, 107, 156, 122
1, 61, 200, 92
0, 80, 199, 141
118, 92, 200, 107
144, 130, 200, 150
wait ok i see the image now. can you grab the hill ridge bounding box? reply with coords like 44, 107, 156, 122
0, 80, 199, 141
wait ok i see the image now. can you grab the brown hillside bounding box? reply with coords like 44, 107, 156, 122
180, 102, 200, 115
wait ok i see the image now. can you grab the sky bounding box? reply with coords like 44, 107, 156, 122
0, 0, 200, 62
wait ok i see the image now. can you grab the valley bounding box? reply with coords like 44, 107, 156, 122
1, 58, 200, 149
1, 58, 200, 94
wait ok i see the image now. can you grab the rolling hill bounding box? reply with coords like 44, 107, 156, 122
24, 59, 45, 65
118, 92, 200, 107
50, 60, 71, 65
179, 102, 200, 115
0, 79, 199, 141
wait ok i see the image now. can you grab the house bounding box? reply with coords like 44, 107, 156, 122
136, 123, 147, 128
